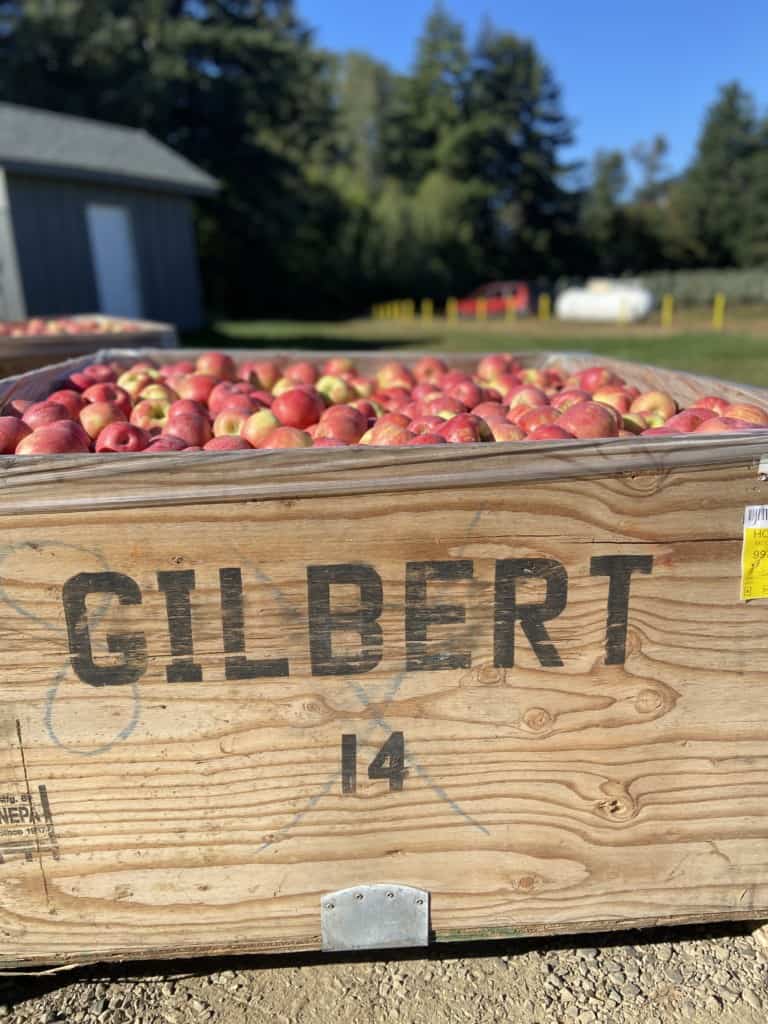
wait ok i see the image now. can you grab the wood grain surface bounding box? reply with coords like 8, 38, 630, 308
0, 350, 767, 967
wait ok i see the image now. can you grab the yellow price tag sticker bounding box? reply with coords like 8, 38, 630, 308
741, 505, 768, 601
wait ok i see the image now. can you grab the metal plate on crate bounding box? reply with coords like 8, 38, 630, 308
320, 885, 429, 952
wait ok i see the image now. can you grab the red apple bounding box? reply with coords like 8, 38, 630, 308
16, 421, 90, 455
168, 398, 208, 420
0, 416, 31, 454
405, 433, 447, 445
239, 360, 281, 390
506, 385, 549, 410
413, 356, 448, 382
163, 414, 212, 447
446, 379, 483, 409
322, 356, 355, 376
592, 387, 632, 414
550, 389, 591, 411
517, 406, 561, 433
476, 354, 515, 381
146, 435, 187, 452
664, 409, 715, 432
437, 413, 491, 443
207, 380, 251, 416
526, 425, 577, 441
176, 374, 219, 405
204, 436, 253, 451
426, 396, 467, 419
316, 406, 367, 444
408, 415, 447, 436
376, 361, 414, 391
694, 417, 766, 434
47, 389, 86, 418
557, 401, 619, 439
271, 388, 325, 429
95, 423, 151, 452
82, 383, 133, 417
283, 361, 317, 388
471, 401, 507, 422
261, 427, 313, 449
22, 401, 71, 429
196, 351, 237, 380
567, 367, 624, 394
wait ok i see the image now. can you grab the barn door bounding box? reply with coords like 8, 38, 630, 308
86, 204, 143, 319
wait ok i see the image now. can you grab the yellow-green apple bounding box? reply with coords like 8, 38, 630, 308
556, 401, 619, 438
316, 374, 357, 405
80, 401, 128, 439
16, 421, 90, 454
213, 410, 249, 437
204, 436, 253, 450
241, 409, 280, 447
95, 423, 150, 452
261, 427, 313, 448
592, 387, 633, 414
518, 368, 549, 389
629, 391, 677, 427
116, 370, 153, 398
622, 413, 649, 434
130, 399, 171, 435
724, 403, 768, 425
526, 425, 576, 440
413, 356, 448, 382
271, 388, 324, 429
47, 389, 86, 418
196, 351, 236, 380
695, 395, 730, 415
140, 383, 178, 405
349, 375, 374, 398
22, 401, 71, 429
0, 416, 31, 453
490, 421, 526, 442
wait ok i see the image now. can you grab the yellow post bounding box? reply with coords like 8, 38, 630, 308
445, 297, 458, 320
538, 293, 551, 321
713, 292, 726, 330
421, 297, 434, 321
402, 298, 415, 320
476, 297, 488, 321
661, 293, 674, 328
504, 297, 516, 321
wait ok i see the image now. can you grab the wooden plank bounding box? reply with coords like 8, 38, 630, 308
0, 458, 767, 966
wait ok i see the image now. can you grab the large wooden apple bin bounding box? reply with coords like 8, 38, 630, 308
0, 348, 767, 968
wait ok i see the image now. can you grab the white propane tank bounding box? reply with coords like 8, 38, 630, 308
555, 278, 654, 323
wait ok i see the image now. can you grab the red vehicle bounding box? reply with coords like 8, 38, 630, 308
458, 281, 532, 317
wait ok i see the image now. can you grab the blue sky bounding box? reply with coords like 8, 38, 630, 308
298, 0, 768, 179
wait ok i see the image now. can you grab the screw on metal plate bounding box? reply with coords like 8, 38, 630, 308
320, 884, 430, 952
759, 457, 768, 482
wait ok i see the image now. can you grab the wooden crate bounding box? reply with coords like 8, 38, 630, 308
0, 316, 177, 378
0, 348, 768, 968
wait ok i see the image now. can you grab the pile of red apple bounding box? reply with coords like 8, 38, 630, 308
1, 351, 767, 455
0, 317, 137, 338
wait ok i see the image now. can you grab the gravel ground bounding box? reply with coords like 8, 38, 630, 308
2, 922, 767, 1023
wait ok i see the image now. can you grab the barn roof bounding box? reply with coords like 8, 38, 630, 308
0, 103, 219, 197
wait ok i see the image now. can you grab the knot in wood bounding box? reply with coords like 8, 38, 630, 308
634, 688, 664, 714
522, 707, 552, 733
595, 784, 637, 823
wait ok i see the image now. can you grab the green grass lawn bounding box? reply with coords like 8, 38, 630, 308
187, 316, 768, 387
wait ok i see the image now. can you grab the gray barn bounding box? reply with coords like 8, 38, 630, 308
0, 103, 218, 330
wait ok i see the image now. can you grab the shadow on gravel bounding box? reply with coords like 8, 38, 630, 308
1, 918, 762, 1011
